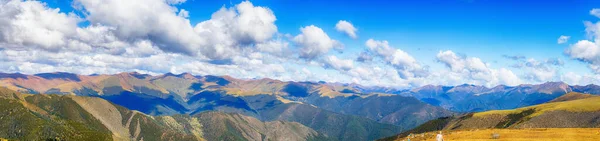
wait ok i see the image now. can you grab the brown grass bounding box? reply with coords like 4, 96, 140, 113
393, 128, 600, 141
475, 96, 600, 118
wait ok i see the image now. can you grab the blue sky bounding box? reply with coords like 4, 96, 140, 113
2, 0, 600, 88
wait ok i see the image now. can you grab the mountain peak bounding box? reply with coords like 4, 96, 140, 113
0, 72, 28, 79
118, 71, 151, 79
34, 72, 81, 81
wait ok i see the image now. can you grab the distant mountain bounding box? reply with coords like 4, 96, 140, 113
293, 94, 453, 128
401, 82, 600, 112
0, 72, 440, 140
379, 92, 600, 141
0, 87, 331, 141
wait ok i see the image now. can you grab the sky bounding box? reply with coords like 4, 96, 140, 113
1, 0, 600, 88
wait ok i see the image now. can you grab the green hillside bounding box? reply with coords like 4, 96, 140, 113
0, 87, 332, 141
379, 92, 600, 141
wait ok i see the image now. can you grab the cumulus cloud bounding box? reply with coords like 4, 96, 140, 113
294, 25, 342, 60
255, 38, 289, 56
436, 50, 521, 86
436, 50, 488, 73
497, 68, 521, 86
347, 65, 409, 88
75, 0, 205, 56
591, 8, 600, 18
0, 0, 290, 78
365, 39, 428, 79
565, 19, 600, 74
557, 35, 570, 44
335, 20, 357, 39
564, 10, 600, 74
193, 1, 279, 60
520, 58, 560, 82
323, 55, 354, 71
5, 0, 597, 88
71, 0, 278, 61
565, 40, 600, 73
0, 0, 80, 50
356, 52, 373, 62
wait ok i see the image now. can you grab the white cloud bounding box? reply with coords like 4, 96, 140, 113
73, 0, 278, 60
565, 40, 600, 73
564, 12, 600, 75
255, 36, 289, 56
5, 0, 599, 88
557, 35, 570, 44
294, 25, 342, 60
0, 0, 290, 79
435, 50, 521, 86
196, 1, 277, 45
178, 9, 189, 18
510, 58, 563, 82
566, 40, 600, 61
356, 52, 373, 62
436, 50, 465, 71
323, 55, 354, 71
365, 39, 427, 79
591, 8, 600, 18
497, 68, 521, 86
166, 0, 187, 5
193, 0, 279, 60
0, 0, 80, 50
335, 20, 357, 39
75, 0, 205, 56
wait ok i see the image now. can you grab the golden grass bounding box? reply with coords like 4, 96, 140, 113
474, 96, 600, 118
394, 128, 600, 141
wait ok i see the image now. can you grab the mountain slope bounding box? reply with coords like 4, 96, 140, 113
296, 94, 453, 128
0, 72, 449, 134
191, 93, 405, 141
0, 87, 330, 141
548, 92, 597, 103
196, 111, 330, 141
379, 92, 600, 140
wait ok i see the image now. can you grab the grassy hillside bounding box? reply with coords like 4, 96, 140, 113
473, 93, 600, 120
196, 111, 331, 141
548, 92, 597, 103
0, 87, 332, 141
385, 128, 600, 141
0, 72, 451, 137
379, 92, 600, 141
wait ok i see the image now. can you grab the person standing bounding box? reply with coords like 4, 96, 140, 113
436, 131, 444, 141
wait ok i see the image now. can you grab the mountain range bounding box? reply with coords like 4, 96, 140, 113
0, 87, 332, 141
2, 72, 600, 140
399, 82, 600, 112
0, 72, 449, 140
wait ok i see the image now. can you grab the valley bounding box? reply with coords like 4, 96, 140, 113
3, 72, 600, 141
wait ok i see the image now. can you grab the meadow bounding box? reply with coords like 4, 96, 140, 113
392, 128, 600, 141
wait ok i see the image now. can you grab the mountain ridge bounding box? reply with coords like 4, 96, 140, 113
0, 87, 332, 141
